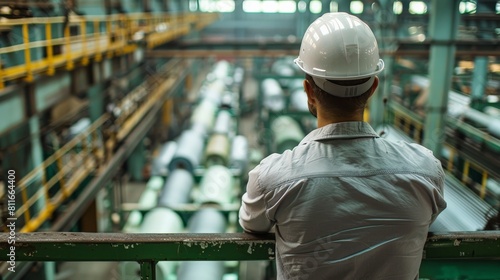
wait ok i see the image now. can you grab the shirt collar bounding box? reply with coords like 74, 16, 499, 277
300, 121, 380, 145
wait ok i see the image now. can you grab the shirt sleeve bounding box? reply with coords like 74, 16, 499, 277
430, 164, 447, 224
238, 164, 274, 233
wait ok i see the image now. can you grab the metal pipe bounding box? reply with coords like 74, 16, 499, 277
151, 141, 177, 177
271, 116, 304, 153
197, 165, 234, 205
205, 134, 231, 167
177, 208, 227, 280
169, 129, 206, 173
158, 169, 194, 208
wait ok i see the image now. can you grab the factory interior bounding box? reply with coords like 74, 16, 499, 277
0, 0, 499, 279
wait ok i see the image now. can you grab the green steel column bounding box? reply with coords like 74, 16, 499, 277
469, 0, 494, 111
470, 57, 488, 110
127, 138, 145, 181
29, 114, 56, 280
29, 116, 45, 212
88, 83, 105, 122
422, 0, 460, 155
321, 0, 330, 13
336, 0, 351, 12
370, 0, 395, 129
139, 261, 157, 280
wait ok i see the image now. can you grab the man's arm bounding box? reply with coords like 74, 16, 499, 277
239, 165, 274, 233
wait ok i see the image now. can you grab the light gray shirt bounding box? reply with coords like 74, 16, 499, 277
239, 122, 446, 280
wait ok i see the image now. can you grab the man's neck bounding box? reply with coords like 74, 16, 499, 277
316, 111, 364, 128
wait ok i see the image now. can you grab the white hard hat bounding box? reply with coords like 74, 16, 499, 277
294, 12, 384, 97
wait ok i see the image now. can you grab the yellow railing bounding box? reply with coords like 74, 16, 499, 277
14, 115, 107, 232
4, 58, 189, 233
389, 102, 499, 204
0, 12, 218, 89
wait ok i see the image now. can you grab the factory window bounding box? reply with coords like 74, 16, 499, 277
350, 1, 364, 14
262, 0, 279, 12
243, 0, 261, 12
330, 1, 338, 12
199, 0, 235, 12
310, 0, 322, 14
408, 1, 427, 14
393, 1, 403, 14
279, 1, 297, 13
243, 0, 296, 13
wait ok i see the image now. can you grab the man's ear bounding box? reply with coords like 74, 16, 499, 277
368, 76, 379, 98
303, 79, 316, 105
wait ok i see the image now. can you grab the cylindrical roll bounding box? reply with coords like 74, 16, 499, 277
151, 141, 177, 177
121, 208, 184, 280
262, 78, 285, 112
271, 116, 304, 153
205, 134, 231, 167
213, 110, 232, 135
140, 207, 184, 233
187, 207, 227, 233
158, 169, 194, 208
464, 109, 500, 138
229, 135, 249, 172
201, 79, 226, 105
485, 106, 500, 118
488, 120, 500, 139
290, 89, 309, 112
146, 176, 165, 191
122, 210, 143, 233
212, 60, 230, 80
191, 99, 217, 132
169, 129, 205, 173
197, 165, 234, 205
177, 208, 227, 280
122, 176, 164, 233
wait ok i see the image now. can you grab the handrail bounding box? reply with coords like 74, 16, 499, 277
0, 231, 499, 279
1, 59, 190, 233
0, 12, 219, 89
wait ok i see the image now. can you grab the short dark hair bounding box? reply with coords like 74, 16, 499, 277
305, 74, 373, 115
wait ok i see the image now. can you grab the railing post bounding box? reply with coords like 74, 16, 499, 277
22, 23, 33, 82
139, 261, 156, 280
64, 23, 74, 70
0, 58, 4, 89
94, 20, 102, 61
446, 146, 455, 171
462, 160, 470, 184
106, 20, 112, 58
480, 170, 488, 199
81, 20, 89, 65
45, 22, 55, 75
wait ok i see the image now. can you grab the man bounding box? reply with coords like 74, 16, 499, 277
239, 12, 446, 280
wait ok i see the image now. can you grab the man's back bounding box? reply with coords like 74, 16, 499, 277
239, 122, 447, 280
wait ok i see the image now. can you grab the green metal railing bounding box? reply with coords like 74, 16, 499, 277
0, 231, 499, 279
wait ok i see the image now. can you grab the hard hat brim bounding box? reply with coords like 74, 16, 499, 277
294, 58, 385, 80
